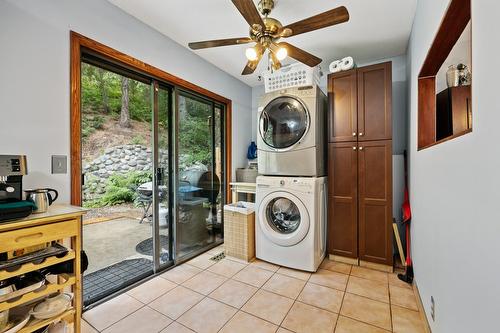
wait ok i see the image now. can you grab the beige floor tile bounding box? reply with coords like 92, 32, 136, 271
206, 244, 224, 255
127, 277, 177, 304
149, 286, 204, 320
262, 273, 306, 299
232, 265, 274, 287
277, 266, 312, 281
388, 272, 413, 289
335, 316, 390, 333
298, 282, 344, 313
340, 293, 391, 331
309, 269, 349, 291
320, 259, 352, 275
389, 285, 418, 311
182, 270, 227, 295
207, 258, 246, 277
161, 264, 202, 284
209, 279, 257, 308
350, 266, 388, 284
392, 305, 426, 333
160, 321, 195, 333
219, 311, 278, 333
177, 298, 237, 333
82, 320, 98, 333
225, 255, 251, 265
83, 293, 143, 331
102, 306, 172, 333
249, 259, 280, 272
242, 289, 294, 325
186, 253, 217, 269
346, 276, 389, 303
277, 328, 294, 333
282, 301, 338, 333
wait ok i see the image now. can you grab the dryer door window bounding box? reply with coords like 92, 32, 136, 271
266, 197, 301, 234
260, 96, 309, 149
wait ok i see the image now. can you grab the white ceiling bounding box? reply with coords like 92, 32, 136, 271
107, 0, 417, 87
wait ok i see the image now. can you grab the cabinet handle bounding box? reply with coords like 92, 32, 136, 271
359, 132, 364, 136
352, 132, 357, 136
352, 146, 357, 150
359, 146, 364, 150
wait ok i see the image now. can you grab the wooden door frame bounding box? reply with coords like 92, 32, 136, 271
70, 31, 232, 205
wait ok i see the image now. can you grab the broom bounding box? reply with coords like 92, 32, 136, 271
398, 151, 414, 283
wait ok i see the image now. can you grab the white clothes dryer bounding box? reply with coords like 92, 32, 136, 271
257, 85, 327, 177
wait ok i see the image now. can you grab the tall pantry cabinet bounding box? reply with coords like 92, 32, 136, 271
327, 61, 393, 267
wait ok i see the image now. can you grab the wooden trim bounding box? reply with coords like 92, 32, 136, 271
329, 254, 359, 266
419, 0, 471, 77
417, 0, 471, 150
70, 31, 233, 205
418, 77, 436, 149
413, 281, 433, 333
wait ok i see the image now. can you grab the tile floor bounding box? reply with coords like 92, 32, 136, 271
83, 247, 428, 333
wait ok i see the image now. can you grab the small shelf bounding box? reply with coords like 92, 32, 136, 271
18, 309, 75, 333
0, 275, 76, 312
0, 251, 75, 280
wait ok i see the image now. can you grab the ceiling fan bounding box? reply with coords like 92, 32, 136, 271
188, 0, 350, 75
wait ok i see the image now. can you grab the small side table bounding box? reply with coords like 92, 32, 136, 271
230, 182, 256, 203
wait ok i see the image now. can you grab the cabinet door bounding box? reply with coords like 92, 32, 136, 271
328, 70, 358, 142
450, 85, 472, 135
327, 142, 358, 258
358, 140, 393, 265
357, 62, 392, 141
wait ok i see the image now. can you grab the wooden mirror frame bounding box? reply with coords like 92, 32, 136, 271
418, 0, 471, 150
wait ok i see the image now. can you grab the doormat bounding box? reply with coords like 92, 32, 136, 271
83, 258, 153, 306
135, 235, 170, 256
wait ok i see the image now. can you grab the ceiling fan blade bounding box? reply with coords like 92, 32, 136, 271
231, 0, 265, 30
282, 6, 349, 37
278, 42, 322, 67
188, 37, 253, 50
242, 43, 264, 75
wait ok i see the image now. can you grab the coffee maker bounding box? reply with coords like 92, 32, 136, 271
0, 155, 34, 221
0, 155, 27, 202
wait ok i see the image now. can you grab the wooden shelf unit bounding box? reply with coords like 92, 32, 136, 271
0, 205, 85, 333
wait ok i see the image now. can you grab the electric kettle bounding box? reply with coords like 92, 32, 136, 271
24, 188, 58, 213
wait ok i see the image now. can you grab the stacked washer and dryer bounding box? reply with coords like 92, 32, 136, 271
255, 85, 328, 272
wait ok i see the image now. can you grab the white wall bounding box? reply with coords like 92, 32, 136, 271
0, 0, 253, 203
407, 1, 500, 332
251, 55, 408, 154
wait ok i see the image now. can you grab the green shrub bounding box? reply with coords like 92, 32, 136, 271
131, 135, 146, 145
85, 170, 152, 208
82, 114, 105, 139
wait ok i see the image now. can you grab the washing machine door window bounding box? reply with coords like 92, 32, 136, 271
259, 191, 310, 246
260, 96, 309, 150
266, 197, 301, 234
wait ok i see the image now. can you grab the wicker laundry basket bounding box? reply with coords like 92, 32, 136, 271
224, 202, 255, 262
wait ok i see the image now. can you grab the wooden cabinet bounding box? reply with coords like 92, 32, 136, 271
328, 62, 392, 143
357, 63, 392, 141
0, 205, 85, 333
328, 70, 357, 142
327, 142, 358, 258
358, 140, 393, 265
436, 86, 472, 140
327, 61, 393, 267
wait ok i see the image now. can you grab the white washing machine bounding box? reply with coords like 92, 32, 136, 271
255, 176, 327, 272
257, 85, 327, 177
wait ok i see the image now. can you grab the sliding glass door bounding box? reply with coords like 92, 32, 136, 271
175, 91, 225, 259
80, 57, 225, 306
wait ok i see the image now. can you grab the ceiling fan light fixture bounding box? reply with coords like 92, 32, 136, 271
276, 47, 288, 61
245, 46, 259, 61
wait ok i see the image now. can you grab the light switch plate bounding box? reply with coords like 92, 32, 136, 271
51, 155, 67, 174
